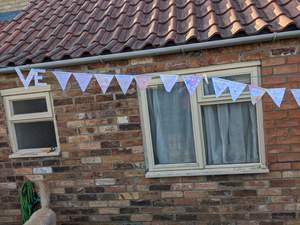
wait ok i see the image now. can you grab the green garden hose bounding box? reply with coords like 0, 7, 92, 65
19, 181, 40, 224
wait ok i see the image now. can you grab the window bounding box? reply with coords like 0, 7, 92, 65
1, 85, 60, 158
139, 62, 267, 178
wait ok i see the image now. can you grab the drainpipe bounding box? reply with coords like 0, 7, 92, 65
0, 30, 299, 74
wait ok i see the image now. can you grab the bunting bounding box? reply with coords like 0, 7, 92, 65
249, 85, 266, 105
115, 75, 134, 94
160, 75, 178, 92
73, 73, 93, 92
14, 68, 300, 109
212, 77, 229, 97
182, 75, 202, 96
291, 89, 300, 107
135, 75, 152, 91
266, 88, 286, 107
94, 74, 114, 94
227, 80, 247, 101
53, 71, 72, 91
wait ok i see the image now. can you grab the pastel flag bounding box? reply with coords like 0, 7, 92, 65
94, 74, 114, 93
212, 77, 229, 97
160, 75, 178, 92
249, 85, 266, 105
73, 73, 93, 92
135, 75, 152, 91
227, 80, 247, 101
182, 75, 203, 96
52, 71, 72, 91
291, 89, 300, 107
266, 88, 286, 107
115, 74, 134, 94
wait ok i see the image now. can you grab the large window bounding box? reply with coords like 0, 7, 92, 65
1, 85, 60, 158
139, 62, 267, 178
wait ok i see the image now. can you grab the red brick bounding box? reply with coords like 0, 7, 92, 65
278, 153, 300, 162
273, 64, 298, 74
0, 40, 299, 225
270, 163, 291, 171
262, 76, 286, 85
291, 162, 300, 170
262, 57, 285, 67
287, 55, 300, 64
261, 67, 273, 76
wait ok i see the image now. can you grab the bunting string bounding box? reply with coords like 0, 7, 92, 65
14, 68, 300, 108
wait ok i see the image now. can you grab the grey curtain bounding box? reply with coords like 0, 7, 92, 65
147, 83, 196, 165
202, 102, 259, 165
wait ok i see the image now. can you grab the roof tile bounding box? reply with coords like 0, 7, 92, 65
0, 0, 299, 66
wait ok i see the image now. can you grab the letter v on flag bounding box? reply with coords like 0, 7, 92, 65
15, 68, 35, 88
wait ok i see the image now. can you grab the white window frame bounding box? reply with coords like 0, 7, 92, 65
1, 85, 60, 159
138, 61, 268, 178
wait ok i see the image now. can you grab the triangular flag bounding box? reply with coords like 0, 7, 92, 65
160, 75, 178, 92
135, 75, 152, 91
73, 73, 93, 92
227, 80, 247, 101
291, 89, 300, 107
53, 71, 72, 91
266, 88, 286, 107
212, 77, 229, 97
115, 75, 134, 94
94, 74, 114, 94
249, 85, 266, 105
182, 75, 202, 96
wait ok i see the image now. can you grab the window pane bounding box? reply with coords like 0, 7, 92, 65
147, 83, 196, 165
203, 74, 251, 95
12, 98, 48, 115
15, 121, 57, 150
202, 102, 259, 165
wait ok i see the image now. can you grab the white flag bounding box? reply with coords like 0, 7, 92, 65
182, 75, 202, 96
266, 88, 286, 107
160, 75, 178, 92
115, 75, 134, 94
94, 74, 114, 94
227, 80, 247, 101
73, 73, 93, 92
212, 77, 229, 97
135, 75, 152, 91
249, 85, 266, 105
53, 71, 72, 91
291, 89, 300, 107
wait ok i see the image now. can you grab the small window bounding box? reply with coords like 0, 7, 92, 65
139, 62, 267, 178
1, 86, 60, 158
12, 98, 48, 115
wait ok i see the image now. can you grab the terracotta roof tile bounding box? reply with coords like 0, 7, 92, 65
0, 0, 299, 66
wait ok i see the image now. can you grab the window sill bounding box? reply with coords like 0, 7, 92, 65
145, 165, 269, 178
9, 149, 60, 159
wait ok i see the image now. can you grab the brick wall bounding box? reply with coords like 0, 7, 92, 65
0, 38, 300, 225
0, 0, 28, 12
